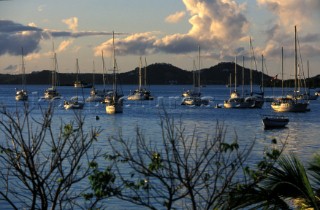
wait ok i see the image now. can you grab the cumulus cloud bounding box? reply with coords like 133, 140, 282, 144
257, 0, 320, 59
257, 0, 319, 29
94, 32, 158, 57
165, 11, 186, 23
94, 0, 250, 59
62, 17, 78, 32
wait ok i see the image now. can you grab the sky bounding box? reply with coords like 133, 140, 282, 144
1, 0, 320, 79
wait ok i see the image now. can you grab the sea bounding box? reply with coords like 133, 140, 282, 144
1, 84, 319, 209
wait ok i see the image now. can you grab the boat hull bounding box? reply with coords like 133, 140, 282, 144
64, 101, 85, 110
106, 104, 123, 114
181, 97, 209, 106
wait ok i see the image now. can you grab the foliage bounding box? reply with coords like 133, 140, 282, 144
87, 110, 279, 210
0, 104, 102, 210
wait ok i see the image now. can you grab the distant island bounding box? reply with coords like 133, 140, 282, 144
1, 62, 320, 87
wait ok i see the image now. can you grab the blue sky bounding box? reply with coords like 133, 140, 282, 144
1, 0, 320, 79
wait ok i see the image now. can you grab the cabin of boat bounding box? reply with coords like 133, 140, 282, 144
182, 89, 201, 98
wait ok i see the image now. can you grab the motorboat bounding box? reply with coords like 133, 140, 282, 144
262, 115, 289, 129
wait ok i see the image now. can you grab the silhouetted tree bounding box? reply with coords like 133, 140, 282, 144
88, 111, 284, 209
0, 104, 102, 209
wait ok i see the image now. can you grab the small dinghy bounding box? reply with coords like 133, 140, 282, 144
262, 115, 289, 129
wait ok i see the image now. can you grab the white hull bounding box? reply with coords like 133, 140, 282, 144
64, 101, 84, 110
224, 97, 255, 109
127, 89, 153, 101
106, 103, 123, 114
44, 88, 60, 100
15, 90, 28, 101
181, 96, 209, 106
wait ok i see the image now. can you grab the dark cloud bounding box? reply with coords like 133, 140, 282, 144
3, 64, 17, 71
0, 20, 42, 33
0, 20, 120, 56
50, 31, 115, 38
0, 20, 43, 56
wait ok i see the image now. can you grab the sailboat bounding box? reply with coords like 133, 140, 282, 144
224, 57, 255, 108
271, 26, 309, 112
181, 46, 210, 106
106, 32, 124, 114
85, 60, 104, 102
127, 57, 153, 100
44, 52, 61, 100
64, 59, 85, 110
73, 60, 92, 88
244, 37, 264, 108
15, 48, 28, 101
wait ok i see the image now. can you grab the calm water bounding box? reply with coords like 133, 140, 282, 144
1, 84, 319, 208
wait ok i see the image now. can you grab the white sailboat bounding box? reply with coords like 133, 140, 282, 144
44, 52, 61, 100
224, 57, 255, 108
15, 48, 28, 101
246, 37, 264, 108
181, 46, 210, 106
64, 59, 85, 110
127, 57, 153, 100
271, 26, 309, 112
86, 60, 104, 102
106, 32, 124, 114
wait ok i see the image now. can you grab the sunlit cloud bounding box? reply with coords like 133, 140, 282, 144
256, 0, 320, 60
94, 0, 249, 60
57, 40, 73, 53
62, 17, 78, 32
94, 32, 158, 57
165, 11, 186, 23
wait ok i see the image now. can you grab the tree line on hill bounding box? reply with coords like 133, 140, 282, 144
1, 62, 319, 87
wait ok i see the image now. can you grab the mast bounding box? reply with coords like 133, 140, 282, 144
21, 47, 26, 90
281, 47, 284, 96
112, 31, 117, 99
92, 60, 95, 87
242, 56, 244, 97
261, 54, 264, 93
101, 50, 106, 91
144, 57, 147, 87
294, 25, 298, 96
139, 57, 142, 90
234, 56, 237, 92
198, 45, 201, 93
